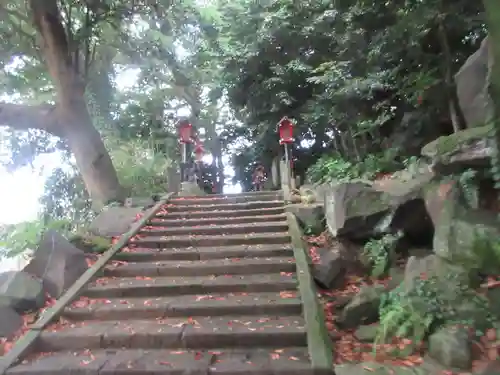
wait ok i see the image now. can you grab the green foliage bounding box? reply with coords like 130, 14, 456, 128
0, 219, 71, 258
306, 152, 400, 184
376, 273, 494, 355
107, 138, 173, 197
216, 0, 485, 186
363, 232, 403, 278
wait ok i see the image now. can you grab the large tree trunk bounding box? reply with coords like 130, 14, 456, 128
27, 0, 124, 208
59, 100, 124, 207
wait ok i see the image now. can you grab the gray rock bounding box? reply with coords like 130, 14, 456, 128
324, 177, 433, 242
89, 207, 143, 238
24, 230, 88, 298
337, 284, 386, 329
354, 324, 379, 343
0, 305, 23, 339
429, 182, 500, 277
124, 197, 156, 209
0, 271, 44, 313
428, 326, 472, 370
421, 125, 494, 175
455, 36, 493, 128
285, 203, 324, 235
312, 248, 345, 290
475, 359, 500, 375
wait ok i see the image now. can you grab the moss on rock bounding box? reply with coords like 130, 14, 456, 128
69, 232, 112, 254
421, 125, 493, 160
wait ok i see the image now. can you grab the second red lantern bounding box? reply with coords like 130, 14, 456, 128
278, 116, 294, 144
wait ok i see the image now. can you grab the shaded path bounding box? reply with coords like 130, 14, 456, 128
4, 191, 332, 374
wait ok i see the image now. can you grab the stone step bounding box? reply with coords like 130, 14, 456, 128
156, 206, 285, 219
148, 213, 287, 227
171, 193, 282, 205
84, 274, 297, 299
131, 232, 291, 248
8, 347, 331, 375
104, 257, 296, 277
63, 292, 302, 321
37, 316, 307, 352
114, 244, 294, 262
140, 221, 289, 237
177, 190, 282, 199
166, 201, 284, 213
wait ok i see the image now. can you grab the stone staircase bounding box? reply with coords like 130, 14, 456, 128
5, 191, 332, 375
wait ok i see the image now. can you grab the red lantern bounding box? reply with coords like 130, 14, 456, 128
177, 120, 193, 143
278, 116, 294, 144
194, 138, 205, 162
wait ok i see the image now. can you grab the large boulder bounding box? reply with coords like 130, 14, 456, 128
285, 203, 324, 235
0, 271, 44, 313
427, 181, 500, 277
0, 305, 23, 339
337, 284, 385, 329
421, 125, 494, 175
89, 206, 143, 238
455, 36, 493, 128
24, 230, 88, 298
312, 248, 346, 290
324, 173, 434, 241
428, 326, 472, 370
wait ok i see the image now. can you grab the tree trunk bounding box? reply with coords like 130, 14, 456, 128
483, 0, 500, 197
28, 0, 124, 208
59, 100, 124, 207
437, 21, 467, 132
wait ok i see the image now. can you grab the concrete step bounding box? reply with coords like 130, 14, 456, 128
140, 221, 289, 237
63, 291, 302, 321
84, 274, 297, 299
8, 347, 332, 375
114, 244, 294, 262
104, 257, 296, 277
156, 206, 285, 219
148, 213, 287, 227
171, 193, 282, 205
166, 201, 284, 213
131, 232, 291, 248
38, 316, 307, 352
178, 190, 283, 199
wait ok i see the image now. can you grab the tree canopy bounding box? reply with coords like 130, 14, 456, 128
0, 0, 495, 251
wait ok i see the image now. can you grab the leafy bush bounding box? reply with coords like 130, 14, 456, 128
306, 151, 402, 184
108, 138, 173, 197
376, 273, 494, 356
363, 232, 403, 278
0, 219, 71, 258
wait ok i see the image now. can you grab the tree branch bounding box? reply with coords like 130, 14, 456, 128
29, 0, 79, 95
0, 102, 63, 137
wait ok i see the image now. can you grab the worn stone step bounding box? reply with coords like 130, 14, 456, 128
156, 206, 285, 219
36, 316, 307, 352
104, 257, 296, 277
114, 244, 294, 262
84, 274, 297, 298
140, 221, 289, 237
166, 201, 284, 213
171, 193, 282, 205
63, 292, 302, 321
8, 347, 331, 375
131, 232, 291, 248
148, 213, 287, 227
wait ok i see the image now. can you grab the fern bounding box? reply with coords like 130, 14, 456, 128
363, 232, 403, 278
